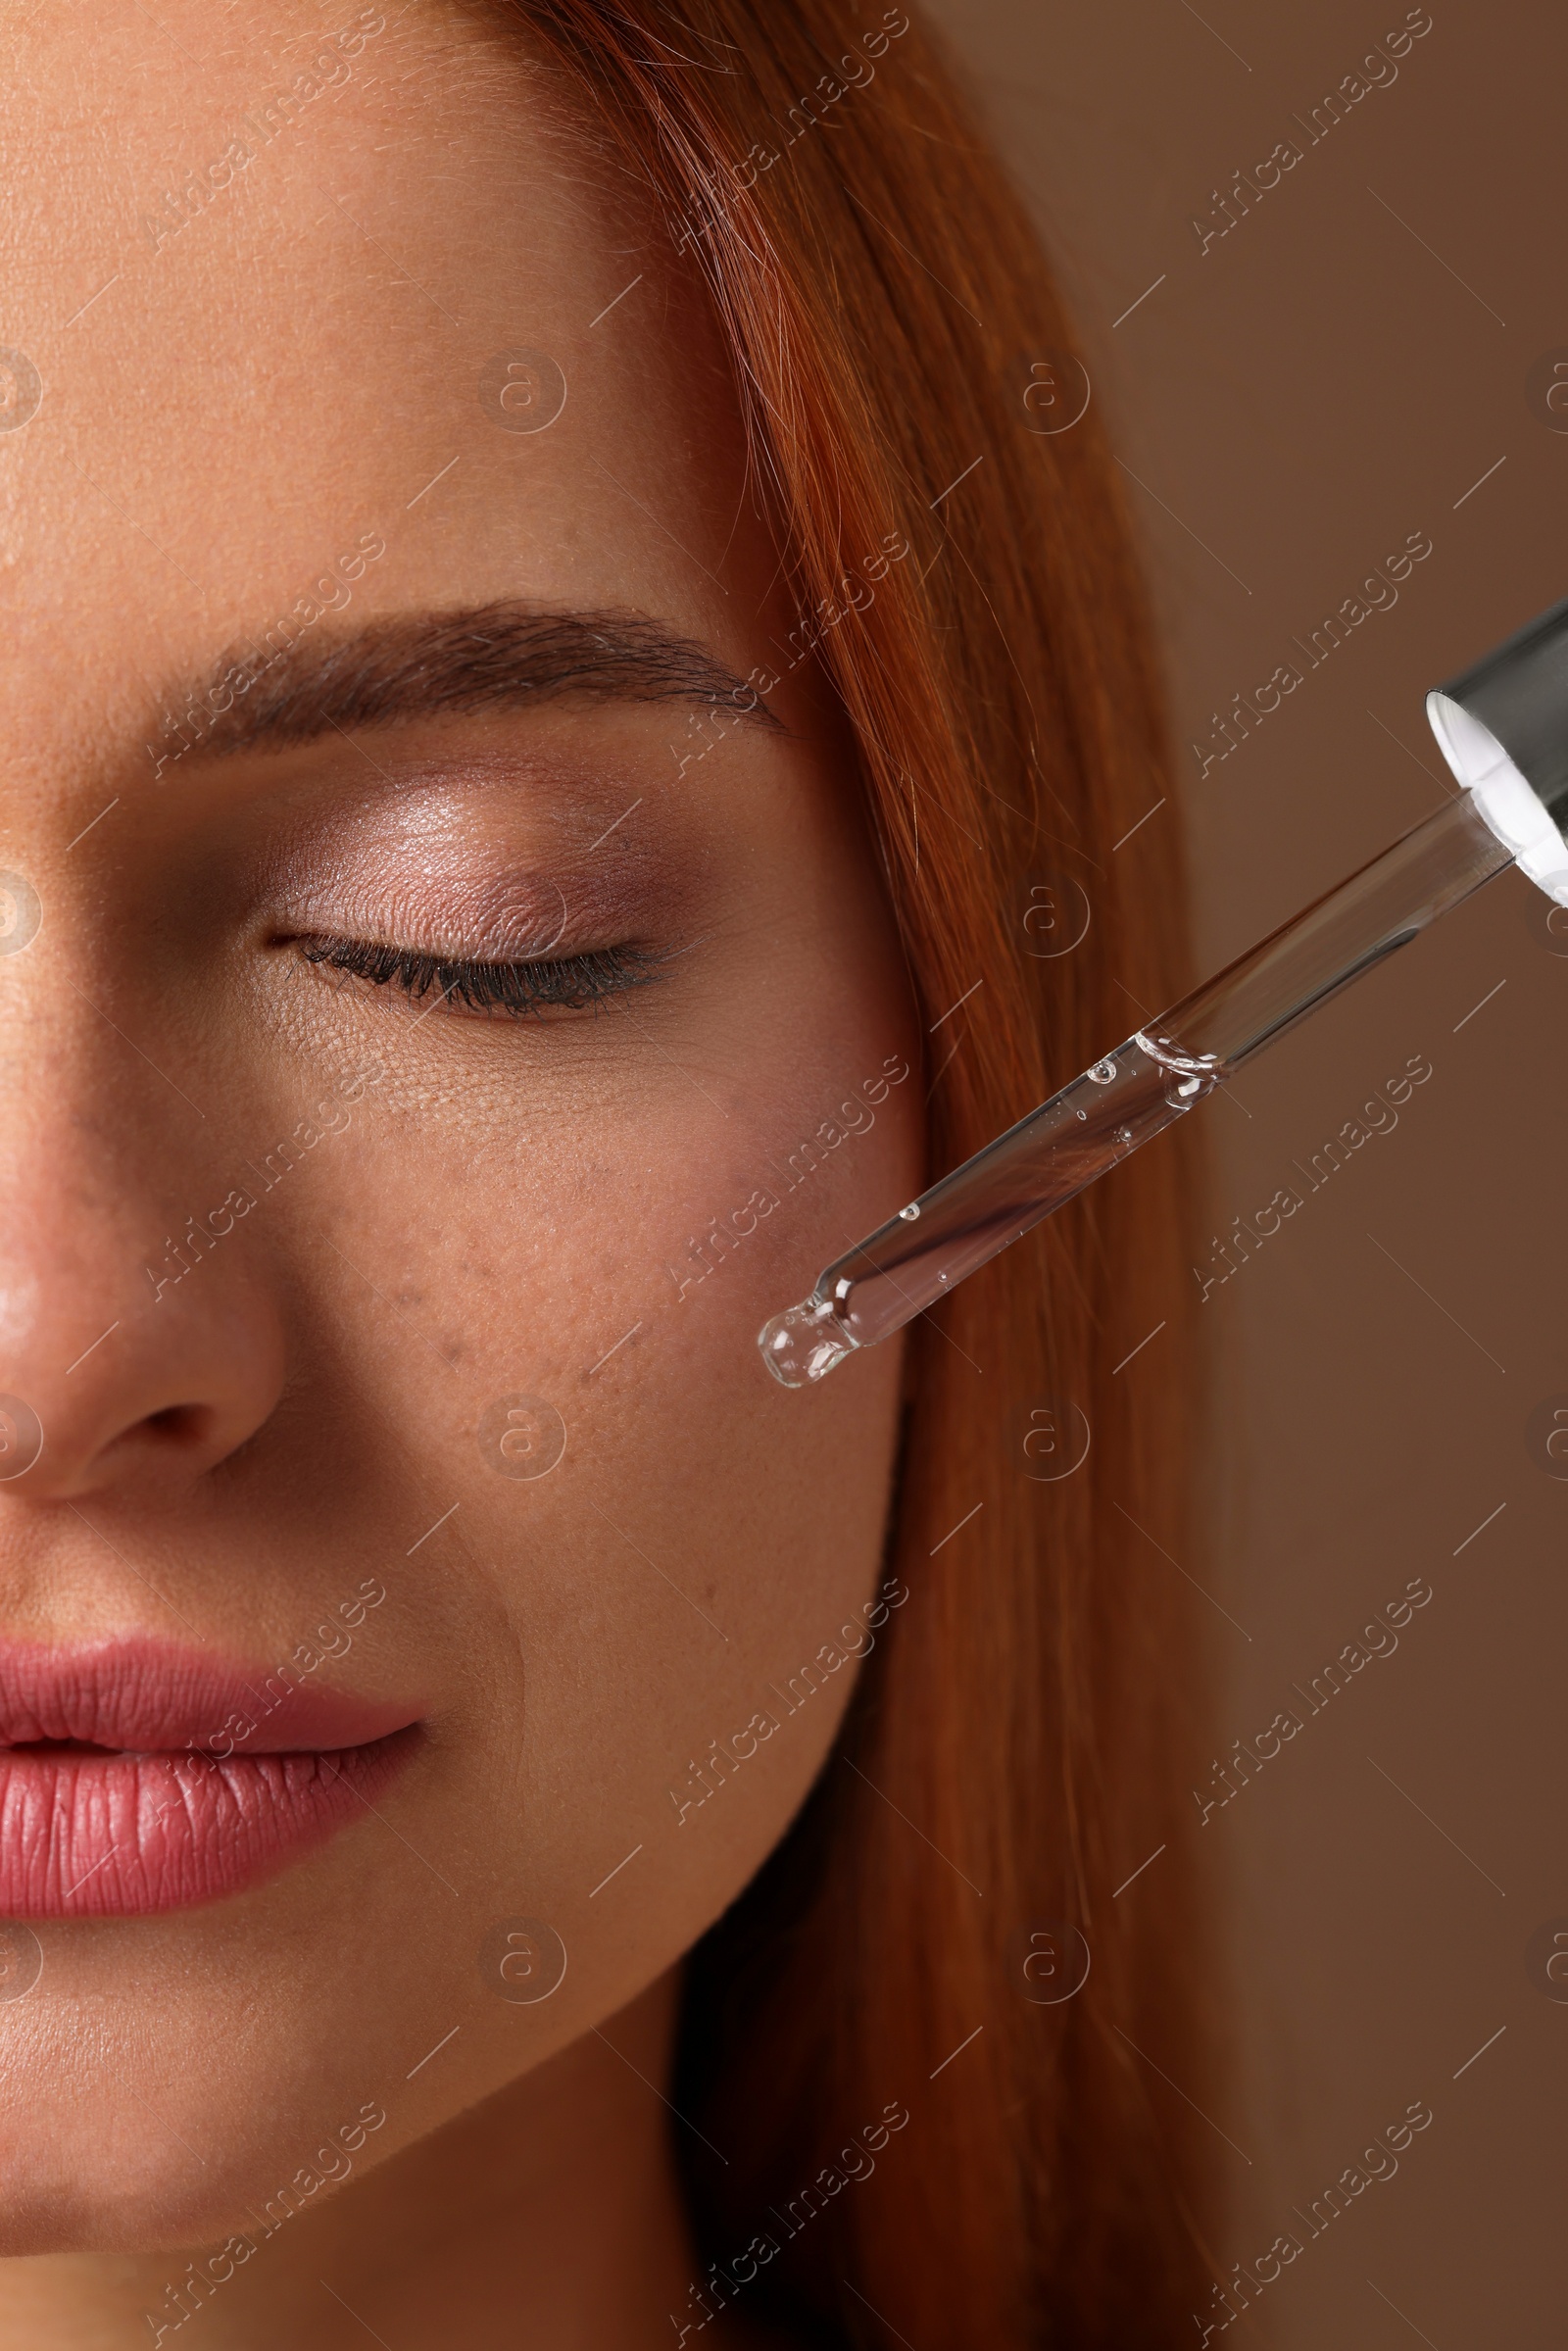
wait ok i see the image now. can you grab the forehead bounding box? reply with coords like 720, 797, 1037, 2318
0, 3, 750, 780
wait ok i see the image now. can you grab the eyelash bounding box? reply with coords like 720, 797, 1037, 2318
297, 935, 664, 1019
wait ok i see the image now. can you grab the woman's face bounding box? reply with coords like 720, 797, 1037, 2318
0, 3, 919, 2250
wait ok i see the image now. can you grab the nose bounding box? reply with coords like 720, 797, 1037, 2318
0, 1104, 287, 1507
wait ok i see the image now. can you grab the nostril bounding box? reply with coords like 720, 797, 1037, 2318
143, 1403, 213, 1447
0, 1291, 286, 1501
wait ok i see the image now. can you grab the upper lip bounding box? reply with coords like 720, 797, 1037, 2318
0, 1636, 418, 1754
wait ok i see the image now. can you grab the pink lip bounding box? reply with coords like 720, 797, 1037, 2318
0, 1640, 422, 1917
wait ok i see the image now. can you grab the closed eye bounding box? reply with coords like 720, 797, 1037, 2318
295, 934, 667, 1019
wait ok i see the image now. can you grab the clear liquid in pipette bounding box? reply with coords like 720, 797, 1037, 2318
760, 791, 1518, 1388
759, 1033, 1221, 1386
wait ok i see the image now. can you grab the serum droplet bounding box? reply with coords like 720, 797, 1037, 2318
900, 1202, 921, 1221
758, 1298, 858, 1388
1088, 1056, 1117, 1085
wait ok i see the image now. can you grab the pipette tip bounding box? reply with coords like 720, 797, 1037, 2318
758, 1296, 858, 1388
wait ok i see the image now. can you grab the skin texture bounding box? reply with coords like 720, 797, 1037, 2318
0, 5, 921, 2342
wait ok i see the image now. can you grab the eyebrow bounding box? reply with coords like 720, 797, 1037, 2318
168, 602, 782, 758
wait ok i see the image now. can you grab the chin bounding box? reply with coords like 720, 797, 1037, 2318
0, 2085, 388, 2258
0, 2138, 264, 2260
0, 1926, 401, 2259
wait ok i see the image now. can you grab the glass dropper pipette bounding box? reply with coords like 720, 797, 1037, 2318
759, 593, 1568, 1387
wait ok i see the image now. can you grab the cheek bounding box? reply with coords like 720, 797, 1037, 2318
286, 970, 918, 2040
441, 1027, 919, 1643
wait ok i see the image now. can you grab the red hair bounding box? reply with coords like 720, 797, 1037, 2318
510, 3, 1214, 2338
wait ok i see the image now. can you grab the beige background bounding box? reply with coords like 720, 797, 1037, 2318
926, 0, 1566, 2338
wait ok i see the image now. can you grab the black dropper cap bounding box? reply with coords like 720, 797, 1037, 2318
1427, 596, 1568, 900
1429, 595, 1568, 830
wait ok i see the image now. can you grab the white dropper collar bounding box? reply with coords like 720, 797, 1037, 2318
1425, 594, 1568, 906
1426, 691, 1568, 906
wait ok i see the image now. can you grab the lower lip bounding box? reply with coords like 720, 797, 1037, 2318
0, 1729, 418, 1916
